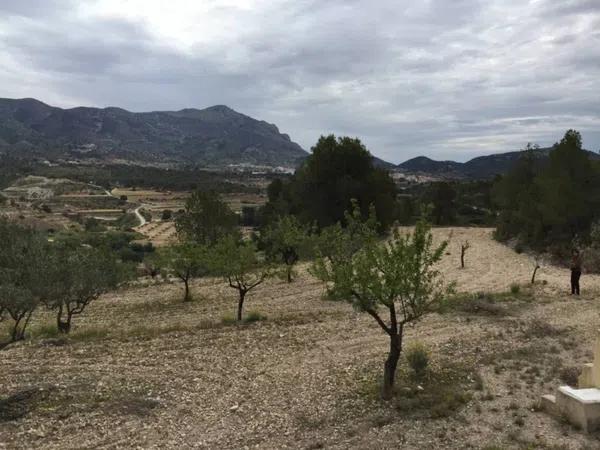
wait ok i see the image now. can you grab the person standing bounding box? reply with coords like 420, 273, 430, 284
571, 249, 582, 295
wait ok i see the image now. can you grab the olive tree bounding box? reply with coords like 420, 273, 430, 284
262, 215, 310, 283
0, 221, 48, 347
312, 215, 451, 400
210, 237, 272, 321
45, 246, 129, 333
156, 244, 209, 302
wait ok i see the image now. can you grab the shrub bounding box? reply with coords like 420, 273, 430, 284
510, 283, 520, 294
244, 311, 267, 323
406, 342, 430, 379
560, 366, 581, 387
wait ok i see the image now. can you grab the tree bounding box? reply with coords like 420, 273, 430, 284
493, 144, 541, 243
263, 135, 398, 231
210, 237, 272, 321
460, 240, 470, 268
0, 221, 48, 347
536, 130, 599, 243
156, 244, 209, 302
175, 191, 238, 245
262, 215, 310, 283
423, 182, 457, 225
531, 256, 541, 284
161, 209, 173, 221
311, 213, 451, 400
45, 246, 129, 333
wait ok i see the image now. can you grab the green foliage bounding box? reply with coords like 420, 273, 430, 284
84, 217, 106, 232
244, 311, 267, 323
210, 236, 272, 321
494, 131, 600, 250
0, 221, 49, 344
423, 182, 457, 225
311, 201, 378, 270
510, 283, 521, 294
311, 206, 451, 398
261, 215, 311, 282
262, 135, 397, 231
175, 191, 238, 245
114, 213, 139, 230
45, 244, 132, 333
27, 163, 257, 193
161, 209, 173, 221
405, 342, 430, 379
314, 220, 450, 318
155, 244, 210, 302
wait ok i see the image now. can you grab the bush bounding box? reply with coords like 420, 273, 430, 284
244, 311, 267, 323
560, 366, 581, 387
510, 283, 521, 294
406, 342, 430, 379
161, 210, 173, 221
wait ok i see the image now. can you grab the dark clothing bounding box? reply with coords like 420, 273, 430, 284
571, 254, 582, 271
571, 268, 581, 295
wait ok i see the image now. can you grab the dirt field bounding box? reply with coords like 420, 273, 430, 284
2, 227, 600, 449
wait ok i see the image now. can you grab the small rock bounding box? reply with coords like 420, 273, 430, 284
230, 404, 239, 412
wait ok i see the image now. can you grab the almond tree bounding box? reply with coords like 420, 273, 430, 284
312, 212, 451, 400
45, 245, 129, 333
460, 240, 470, 268
210, 237, 272, 321
157, 244, 210, 302
262, 215, 310, 283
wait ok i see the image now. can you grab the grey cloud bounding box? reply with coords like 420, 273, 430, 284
0, 0, 598, 163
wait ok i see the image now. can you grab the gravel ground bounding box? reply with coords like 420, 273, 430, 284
1, 228, 600, 449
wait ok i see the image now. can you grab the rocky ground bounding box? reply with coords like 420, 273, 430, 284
1, 228, 600, 449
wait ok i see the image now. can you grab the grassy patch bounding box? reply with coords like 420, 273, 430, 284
393, 362, 474, 419
357, 359, 475, 420
440, 288, 533, 317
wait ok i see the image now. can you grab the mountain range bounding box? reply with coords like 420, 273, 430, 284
0, 98, 307, 168
397, 147, 600, 179
1, 97, 596, 178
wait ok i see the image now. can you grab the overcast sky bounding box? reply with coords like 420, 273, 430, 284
0, 0, 599, 163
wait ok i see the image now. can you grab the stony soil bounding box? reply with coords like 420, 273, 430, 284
1, 227, 600, 449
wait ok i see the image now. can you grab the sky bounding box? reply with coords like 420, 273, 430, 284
0, 0, 599, 163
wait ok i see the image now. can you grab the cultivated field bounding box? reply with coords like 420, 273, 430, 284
2, 228, 600, 449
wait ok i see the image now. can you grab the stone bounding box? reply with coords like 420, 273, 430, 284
542, 334, 600, 433
556, 387, 600, 432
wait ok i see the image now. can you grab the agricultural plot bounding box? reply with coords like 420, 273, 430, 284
2, 228, 600, 449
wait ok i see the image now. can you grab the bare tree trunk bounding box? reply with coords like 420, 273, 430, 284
57, 307, 72, 334
56, 305, 70, 334
382, 333, 402, 400
286, 265, 292, 283
531, 265, 540, 284
183, 278, 191, 302
237, 290, 246, 321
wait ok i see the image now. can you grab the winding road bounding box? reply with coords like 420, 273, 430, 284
133, 206, 147, 227
95, 185, 147, 227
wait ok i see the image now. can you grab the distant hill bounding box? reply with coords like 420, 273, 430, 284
398, 147, 600, 179
0, 98, 308, 168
